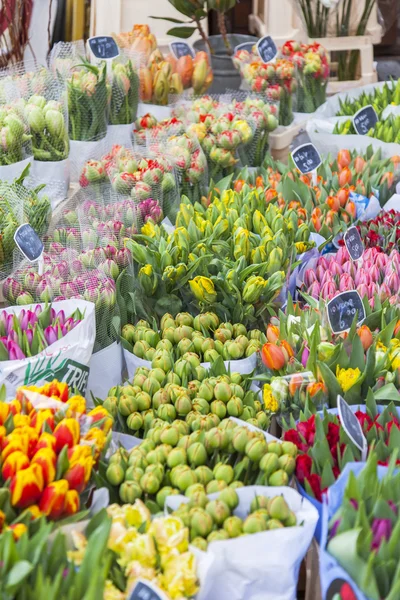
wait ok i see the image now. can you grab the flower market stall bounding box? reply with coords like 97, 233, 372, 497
1, 17, 400, 600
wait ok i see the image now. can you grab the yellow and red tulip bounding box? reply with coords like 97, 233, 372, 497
53, 418, 80, 453
64, 489, 80, 516
31, 447, 57, 485
65, 445, 94, 493
10, 463, 44, 509
30, 409, 55, 433
39, 479, 69, 520
87, 406, 113, 433
2, 450, 30, 481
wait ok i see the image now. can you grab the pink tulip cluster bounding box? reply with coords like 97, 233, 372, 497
0, 305, 82, 361
303, 246, 400, 306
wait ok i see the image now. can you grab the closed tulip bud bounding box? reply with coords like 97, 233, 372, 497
267, 495, 290, 520
245, 438, 268, 462
278, 454, 296, 476
53, 418, 80, 453
243, 514, 267, 534
261, 343, 286, 370
45, 109, 65, 138
317, 341, 336, 361
242, 276, 267, 303
281, 441, 298, 457
119, 480, 142, 503
106, 463, 126, 486
10, 463, 44, 508
2, 450, 30, 480
189, 276, 217, 304
39, 479, 69, 520
26, 105, 45, 133
190, 507, 213, 538
357, 325, 373, 351
206, 499, 231, 526
259, 452, 279, 475
268, 469, 289, 486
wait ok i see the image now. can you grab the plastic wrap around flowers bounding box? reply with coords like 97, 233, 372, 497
303, 246, 400, 305
0, 304, 82, 361
0, 102, 32, 165
0, 380, 112, 528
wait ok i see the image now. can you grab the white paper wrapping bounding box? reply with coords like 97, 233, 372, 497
86, 341, 123, 402
0, 299, 95, 399
166, 485, 319, 600
0, 157, 33, 182
122, 347, 258, 380
69, 138, 107, 182
137, 102, 172, 121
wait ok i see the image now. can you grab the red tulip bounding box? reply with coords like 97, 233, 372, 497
39, 479, 69, 520
10, 463, 44, 509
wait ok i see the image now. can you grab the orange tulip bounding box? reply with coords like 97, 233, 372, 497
53, 418, 80, 453
10, 463, 44, 508
338, 166, 352, 187
2, 451, 29, 481
266, 324, 280, 343
345, 200, 357, 219
261, 343, 286, 370
357, 325, 373, 351
31, 447, 57, 485
280, 340, 295, 361
234, 179, 245, 193
381, 171, 394, 187
288, 200, 300, 210
289, 374, 303, 397
337, 149, 351, 169
326, 210, 337, 228
255, 176, 264, 189
39, 479, 69, 520
265, 188, 278, 203
176, 55, 193, 88
65, 445, 94, 493
337, 188, 349, 207
311, 214, 321, 232
164, 54, 177, 73
306, 382, 327, 397
354, 156, 365, 173
326, 195, 340, 212
64, 489, 80, 517
391, 155, 400, 165
138, 67, 153, 102
394, 320, 400, 337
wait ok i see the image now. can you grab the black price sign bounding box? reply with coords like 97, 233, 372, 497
353, 105, 378, 135
256, 36, 278, 63
327, 291, 365, 334
169, 41, 195, 59
88, 36, 119, 60
129, 580, 168, 600
344, 226, 364, 261
337, 395, 367, 457
234, 41, 255, 54
14, 224, 44, 262
291, 143, 322, 175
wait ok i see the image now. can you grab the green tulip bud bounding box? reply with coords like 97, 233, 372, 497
223, 515, 243, 538
195, 465, 214, 486
266, 519, 285, 530
243, 514, 267, 534
119, 481, 142, 503
207, 530, 230, 542
245, 438, 268, 462
227, 396, 243, 417
198, 381, 214, 402
195, 366, 207, 381
106, 463, 126, 486
232, 427, 251, 453
259, 453, 280, 476
191, 537, 208, 550
140, 472, 161, 494
167, 447, 187, 468
268, 470, 289, 486
206, 479, 227, 494
281, 441, 298, 457
250, 495, 269, 512
187, 442, 208, 467
284, 510, 297, 527
175, 468, 198, 492
156, 486, 177, 508
160, 425, 180, 446
175, 312, 193, 327
157, 404, 177, 421
126, 412, 144, 431
192, 398, 210, 415
213, 463, 234, 485
218, 487, 239, 510
214, 382, 232, 403
268, 441, 282, 457
230, 481, 244, 489
206, 499, 231, 526
162, 327, 176, 344
125, 466, 144, 482
188, 491, 208, 508
161, 314, 175, 329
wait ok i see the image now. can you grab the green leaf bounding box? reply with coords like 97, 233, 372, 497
166, 26, 197, 38
5, 560, 33, 593
149, 15, 190, 23
374, 383, 400, 403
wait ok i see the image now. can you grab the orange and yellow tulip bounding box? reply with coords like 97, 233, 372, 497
261, 343, 286, 370
2, 451, 29, 481
39, 479, 69, 520
31, 448, 57, 486
10, 463, 44, 508
53, 418, 80, 453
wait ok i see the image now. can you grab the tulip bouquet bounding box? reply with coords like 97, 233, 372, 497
0, 102, 32, 165
138, 46, 213, 105
333, 113, 400, 144
283, 400, 400, 502
103, 419, 296, 509
335, 79, 400, 119
0, 380, 112, 527
302, 245, 400, 305
0, 513, 113, 597
324, 455, 400, 600
101, 361, 269, 436
24, 94, 69, 162
171, 489, 297, 550
239, 58, 296, 126
121, 312, 264, 365
69, 500, 199, 599
67, 61, 109, 141
0, 303, 82, 361
113, 24, 157, 58
355, 210, 400, 252
125, 192, 313, 326
109, 60, 140, 125
281, 40, 329, 113
0, 166, 51, 278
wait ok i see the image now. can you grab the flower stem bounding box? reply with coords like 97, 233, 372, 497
217, 12, 232, 56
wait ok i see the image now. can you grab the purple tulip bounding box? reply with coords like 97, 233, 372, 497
371, 518, 392, 550
60, 281, 79, 298
304, 269, 317, 288
44, 325, 58, 345
51, 261, 69, 281
3, 278, 22, 303
115, 248, 131, 268
388, 501, 398, 515
8, 340, 26, 360
301, 346, 310, 368
25, 329, 33, 346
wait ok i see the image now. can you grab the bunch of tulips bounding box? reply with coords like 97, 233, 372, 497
0, 304, 82, 361
335, 79, 400, 118
333, 113, 400, 144
0, 380, 112, 527
355, 210, 400, 251
23, 94, 69, 162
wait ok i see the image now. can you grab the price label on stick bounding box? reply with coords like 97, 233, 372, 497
88, 36, 119, 60
291, 143, 322, 175
353, 105, 378, 135
344, 226, 364, 261
235, 41, 255, 54
256, 36, 278, 63
14, 224, 43, 263
169, 41, 195, 59
337, 395, 367, 460
327, 291, 365, 334
129, 579, 169, 600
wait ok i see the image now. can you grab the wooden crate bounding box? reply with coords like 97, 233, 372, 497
309, 35, 378, 95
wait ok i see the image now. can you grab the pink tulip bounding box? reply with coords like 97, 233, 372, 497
320, 272, 335, 288
357, 283, 368, 299
308, 281, 321, 298
368, 283, 378, 299
386, 271, 400, 293
354, 269, 370, 287
304, 269, 318, 287
321, 281, 337, 300
369, 265, 381, 284
329, 262, 343, 277
316, 265, 326, 282
318, 256, 329, 270
375, 253, 388, 270
335, 247, 348, 265
339, 273, 355, 292
8, 340, 25, 360
380, 283, 391, 300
